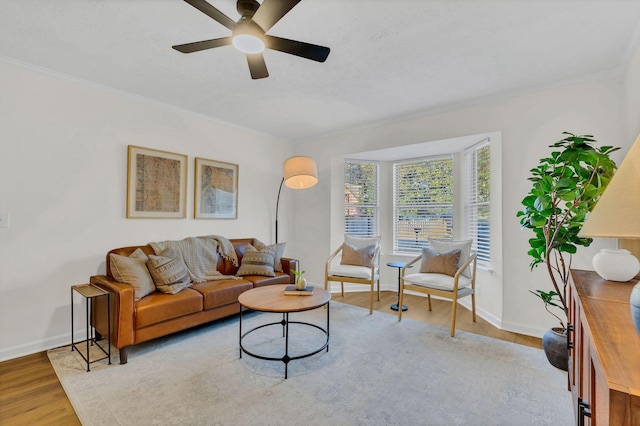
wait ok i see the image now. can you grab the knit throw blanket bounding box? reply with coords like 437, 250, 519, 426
149, 235, 239, 283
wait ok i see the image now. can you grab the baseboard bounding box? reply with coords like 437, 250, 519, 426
0, 336, 66, 362
498, 321, 548, 339
0, 330, 86, 362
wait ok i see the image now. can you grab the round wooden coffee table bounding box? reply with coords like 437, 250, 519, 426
238, 284, 330, 379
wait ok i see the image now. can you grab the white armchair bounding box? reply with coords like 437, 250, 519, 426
397, 239, 477, 336
325, 235, 381, 314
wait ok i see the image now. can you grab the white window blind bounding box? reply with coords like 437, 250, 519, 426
344, 160, 379, 237
464, 141, 491, 264
393, 156, 453, 253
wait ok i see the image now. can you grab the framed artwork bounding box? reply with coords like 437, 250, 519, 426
126, 145, 187, 218
194, 157, 238, 219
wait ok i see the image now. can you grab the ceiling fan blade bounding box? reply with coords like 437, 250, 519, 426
265, 35, 330, 62
172, 37, 232, 53
252, 0, 301, 32
183, 0, 236, 31
246, 53, 269, 79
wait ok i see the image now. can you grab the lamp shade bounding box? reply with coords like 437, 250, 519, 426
283, 156, 318, 189
579, 133, 640, 238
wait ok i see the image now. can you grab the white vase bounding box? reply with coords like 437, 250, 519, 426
296, 277, 307, 290
592, 249, 640, 282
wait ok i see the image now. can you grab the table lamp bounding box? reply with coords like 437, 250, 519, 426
275, 156, 318, 243
579, 133, 640, 335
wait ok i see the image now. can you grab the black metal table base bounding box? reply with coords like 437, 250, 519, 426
239, 303, 330, 379
390, 303, 408, 311
71, 285, 111, 372
387, 261, 411, 312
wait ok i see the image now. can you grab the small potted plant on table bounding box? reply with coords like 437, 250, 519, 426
292, 268, 307, 290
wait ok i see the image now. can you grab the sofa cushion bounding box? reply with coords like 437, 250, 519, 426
420, 247, 461, 277
328, 264, 373, 280
340, 242, 376, 267
109, 248, 155, 301
135, 288, 203, 328
245, 272, 292, 287
404, 272, 473, 291
147, 249, 192, 294
190, 279, 253, 310
253, 240, 286, 272
428, 238, 473, 278
236, 248, 276, 277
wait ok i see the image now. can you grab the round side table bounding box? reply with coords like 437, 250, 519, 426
387, 261, 412, 311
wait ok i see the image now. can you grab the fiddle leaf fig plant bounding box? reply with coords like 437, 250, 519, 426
517, 132, 619, 328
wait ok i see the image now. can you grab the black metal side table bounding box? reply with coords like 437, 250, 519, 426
387, 261, 412, 311
71, 284, 111, 371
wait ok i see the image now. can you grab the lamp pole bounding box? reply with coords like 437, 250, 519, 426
275, 177, 284, 243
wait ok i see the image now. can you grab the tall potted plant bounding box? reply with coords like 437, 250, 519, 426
517, 132, 618, 369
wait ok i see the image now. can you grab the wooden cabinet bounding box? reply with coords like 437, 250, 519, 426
568, 269, 640, 425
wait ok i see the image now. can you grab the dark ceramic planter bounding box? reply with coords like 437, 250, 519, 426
542, 327, 568, 371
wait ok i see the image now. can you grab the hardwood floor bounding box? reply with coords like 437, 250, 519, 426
0, 290, 541, 425
337, 290, 542, 348
0, 351, 80, 425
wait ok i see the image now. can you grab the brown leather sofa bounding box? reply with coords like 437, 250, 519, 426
89, 238, 297, 364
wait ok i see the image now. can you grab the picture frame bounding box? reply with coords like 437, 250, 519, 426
194, 157, 238, 219
126, 145, 187, 218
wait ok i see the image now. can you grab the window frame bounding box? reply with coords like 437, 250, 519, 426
393, 154, 454, 254
464, 140, 491, 265
344, 159, 380, 238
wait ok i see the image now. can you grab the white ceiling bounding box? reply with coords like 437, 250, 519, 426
2, 0, 640, 142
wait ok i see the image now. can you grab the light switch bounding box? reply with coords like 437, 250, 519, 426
0, 212, 9, 228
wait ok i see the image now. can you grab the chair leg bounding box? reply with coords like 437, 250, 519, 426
368, 283, 374, 315
397, 286, 404, 321
341, 282, 344, 297
376, 278, 380, 301
427, 294, 432, 311
450, 300, 458, 337
471, 292, 477, 322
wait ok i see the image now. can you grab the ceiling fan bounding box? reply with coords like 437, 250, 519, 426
172, 0, 330, 79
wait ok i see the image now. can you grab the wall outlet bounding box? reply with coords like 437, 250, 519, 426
0, 212, 9, 228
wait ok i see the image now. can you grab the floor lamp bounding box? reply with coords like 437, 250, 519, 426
579, 133, 640, 335
275, 156, 318, 243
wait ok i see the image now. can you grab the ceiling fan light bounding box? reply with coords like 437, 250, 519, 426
232, 34, 265, 54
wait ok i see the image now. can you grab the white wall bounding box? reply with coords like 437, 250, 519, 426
624, 39, 640, 140
0, 60, 294, 361
292, 74, 633, 337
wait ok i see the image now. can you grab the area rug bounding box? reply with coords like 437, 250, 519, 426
48, 301, 573, 425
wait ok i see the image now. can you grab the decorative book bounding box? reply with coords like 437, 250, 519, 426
284, 285, 314, 296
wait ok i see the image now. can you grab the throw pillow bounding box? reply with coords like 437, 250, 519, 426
420, 247, 461, 277
253, 240, 286, 272
340, 242, 376, 267
344, 234, 381, 249
428, 239, 473, 278
109, 248, 155, 301
146, 248, 192, 294
236, 249, 276, 277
